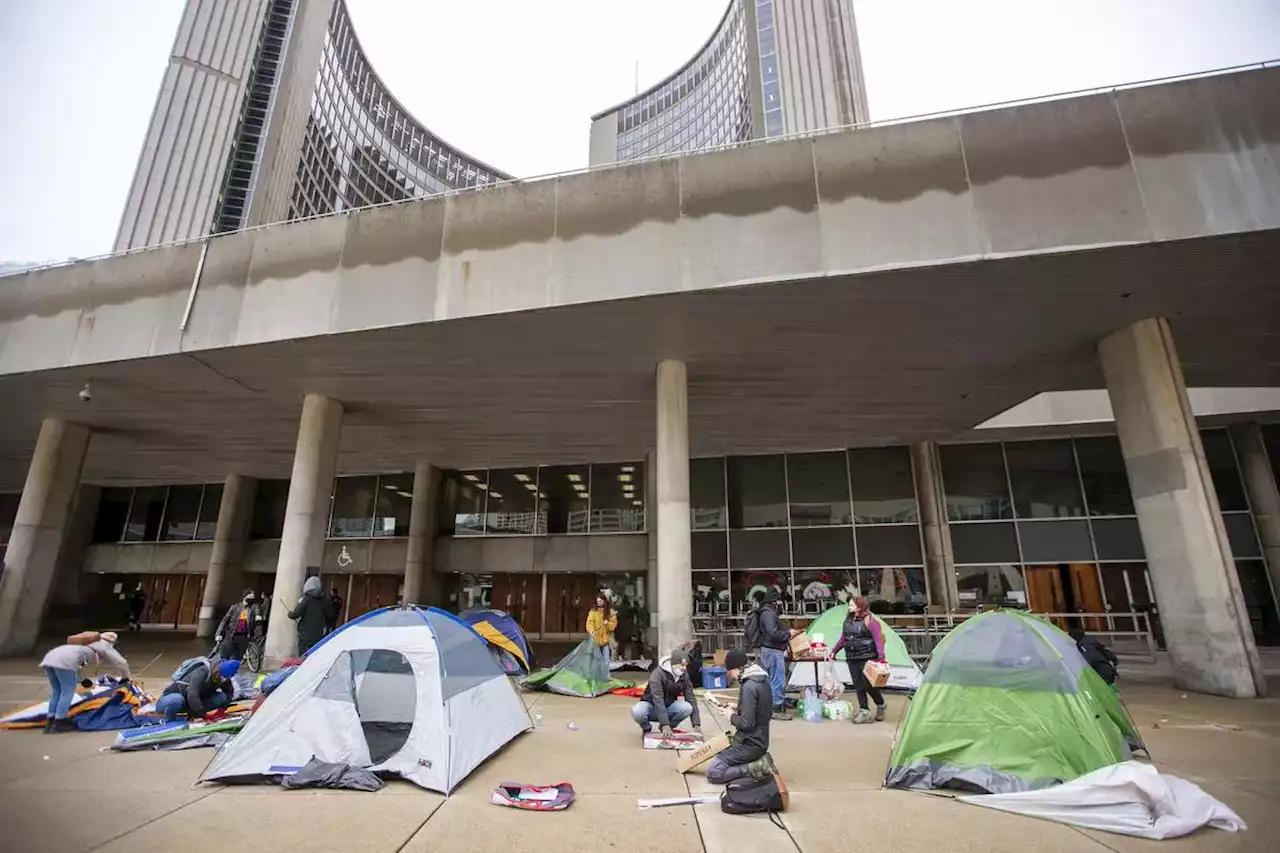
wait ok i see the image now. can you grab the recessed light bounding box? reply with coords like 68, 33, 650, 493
632, 500, 643, 507
476, 483, 488, 490
618, 474, 632, 483
514, 473, 531, 482
463, 474, 480, 482
621, 466, 635, 473
490, 492, 503, 499
567, 473, 582, 483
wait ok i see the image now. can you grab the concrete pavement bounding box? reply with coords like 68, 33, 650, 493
1, 642, 1277, 852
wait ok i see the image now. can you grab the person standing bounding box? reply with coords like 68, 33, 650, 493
288, 576, 330, 655
215, 590, 264, 661
828, 596, 886, 724
125, 584, 146, 632
706, 648, 778, 783
586, 594, 618, 669
327, 586, 344, 634
39, 632, 131, 733
745, 589, 798, 721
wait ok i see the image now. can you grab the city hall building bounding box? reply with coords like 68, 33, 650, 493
0, 0, 1277, 699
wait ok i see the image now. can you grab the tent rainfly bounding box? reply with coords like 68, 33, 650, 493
460, 609, 534, 675
522, 638, 628, 698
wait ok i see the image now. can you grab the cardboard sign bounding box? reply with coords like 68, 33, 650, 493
677, 731, 733, 773
642, 731, 702, 751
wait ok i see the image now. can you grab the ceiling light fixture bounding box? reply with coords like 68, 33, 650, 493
567, 473, 582, 483
514, 473, 531, 482
463, 474, 480, 482
621, 466, 635, 473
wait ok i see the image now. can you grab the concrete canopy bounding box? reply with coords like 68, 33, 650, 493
0, 67, 1277, 491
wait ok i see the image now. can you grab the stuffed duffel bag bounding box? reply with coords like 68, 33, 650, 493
720, 774, 789, 815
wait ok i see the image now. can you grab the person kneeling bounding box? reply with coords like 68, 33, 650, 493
156, 659, 239, 722
706, 648, 778, 784
631, 648, 701, 737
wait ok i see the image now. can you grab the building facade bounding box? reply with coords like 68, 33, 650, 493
114, 0, 508, 252
589, 0, 870, 165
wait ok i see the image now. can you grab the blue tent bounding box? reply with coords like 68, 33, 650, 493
460, 609, 534, 675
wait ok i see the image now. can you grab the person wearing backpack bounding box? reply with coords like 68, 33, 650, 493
745, 589, 798, 721
39, 632, 132, 733
1070, 626, 1120, 687
289, 576, 331, 654
215, 590, 265, 661
706, 648, 778, 784
156, 658, 239, 722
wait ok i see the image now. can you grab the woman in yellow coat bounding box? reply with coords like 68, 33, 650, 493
585, 595, 619, 669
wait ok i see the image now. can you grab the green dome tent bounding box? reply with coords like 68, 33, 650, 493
885, 610, 1143, 795
788, 605, 923, 691
521, 638, 629, 698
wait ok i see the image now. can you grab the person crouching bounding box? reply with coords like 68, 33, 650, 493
631, 648, 701, 738
156, 659, 239, 722
706, 648, 778, 784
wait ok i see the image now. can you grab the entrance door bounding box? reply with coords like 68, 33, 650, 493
322, 574, 351, 625
156, 577, 183, 626
493, 574, 541, 635
177, 575, 205, 627
1024, 565, 1066, 626
1066, 563, 1106, 632
545, 574, 597, 635
1098, 563, 1164, 648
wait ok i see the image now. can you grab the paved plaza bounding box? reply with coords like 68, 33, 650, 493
1, 640, 1277, 853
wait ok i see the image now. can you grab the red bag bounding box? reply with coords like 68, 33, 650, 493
67, 631, 101, 646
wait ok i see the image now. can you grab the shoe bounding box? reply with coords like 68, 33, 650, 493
852, 709, 874, 724
874, 705, 886, 722
50, 718, 76, 733
771, 709, 793, 722
43, 718, 54, 734
746, 753, 779, 780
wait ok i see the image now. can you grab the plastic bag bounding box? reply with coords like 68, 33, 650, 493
801, 687, 823, 722
822, 701, 853, 720
819, 659, 843, 701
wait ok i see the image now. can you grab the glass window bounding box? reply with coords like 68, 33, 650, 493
194, 484, 222, 540
786, 452, 851, 526
1224, 513, 1261, 559
1091, 517, 1145, 561
950, 521, 1020, 564
373, 473, 413, 537
160, 485, 203, 541
849, 447, 918, 524
863, 567, 927, 613
940, 443, 1012, 521
692, 571, 730, 615
484, 468, 538, 534
791, 569, 839, 615
0, 493, 19, 544
448, 470, 487, 536
692, 531, 729, 570
538, 465, 589, 534
956, 565, 1027, 609
1074, 436, 1135, 516
1017, 519, 1094, 563
251, 479, 290, 540
124, 487, 166, 542
93, 488, 133, 543
1201, 430, 1249, 512
1262, 425, 1280, 487
1235, 560, 1280, 640
728, 529, 790, 569
590, 462, 645, 533
790, 526, 854, 567
1004, 440, 1085, 519
856, 525, 923, 567
329, 476, 376, 538
733, 568, 788, 614
727, 455, 787, 528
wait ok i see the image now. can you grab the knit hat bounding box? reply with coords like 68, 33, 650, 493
724, 648, 748, 671
669, 648, 688, 667
218, 659, 241, 679
99, 631, 118, 644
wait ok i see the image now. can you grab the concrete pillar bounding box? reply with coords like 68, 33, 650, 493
0, 419, 90, 655
1099, 318, 1265, 698
197, 475, 256, 639
47, 486, 102, 632
1231, 423, 1280, 616
910, 441, 958, 611
264, 395, 343, 666
656, 360, 693, 655
403, 462, 440, 606
645, 449, 659, 653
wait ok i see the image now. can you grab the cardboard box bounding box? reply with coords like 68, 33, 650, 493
712, 649, 728, 667
788, 632, 811, 658
643, 731, 702, 751
863, 660, 891, 689
677, 731, 733, 773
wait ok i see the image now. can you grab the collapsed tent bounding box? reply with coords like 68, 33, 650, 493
0, 678, 153, 731
885, 610, 1143, 795
522, 638, 629, 698
787, 606, 923, 692
201, 605, 532, 793
461, 609, 533, 675
111, 717, 247, 752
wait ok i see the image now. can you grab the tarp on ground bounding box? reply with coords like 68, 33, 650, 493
885, 610, 1144, 795
110, 717, 247, 752
787, 607, 923, 692
0, 678, 154, 731
521, 638, 629, 698
460, 609, 534, 675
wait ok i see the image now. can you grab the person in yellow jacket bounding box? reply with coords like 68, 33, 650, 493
586, 595, 619, 669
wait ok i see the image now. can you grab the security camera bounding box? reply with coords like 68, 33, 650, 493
78, 382, 92, 402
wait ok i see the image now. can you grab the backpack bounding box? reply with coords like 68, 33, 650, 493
171, 656, 211, 685
743, 608, 763, 650
720, 774, 787, 815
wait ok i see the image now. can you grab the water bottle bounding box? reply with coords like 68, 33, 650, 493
534, 710, 543, 727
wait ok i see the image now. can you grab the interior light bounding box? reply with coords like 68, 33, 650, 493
632, 500, 643, 507
621, 466, 635, 473
463, 474, 480, 482
514, 473, 531, 482
490, 492, 503, 499
476, 483, 488, 490
618, 474, 632, 483
524, 483, 537, 491
567, 473, 582, 483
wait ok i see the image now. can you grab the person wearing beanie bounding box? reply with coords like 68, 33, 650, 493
705, 647, 778, 784
745, 588, 799, 721
215, 590, 265, 662
631, 647, 702, 737
156, 656, 238, 722
38, 632, 132, 733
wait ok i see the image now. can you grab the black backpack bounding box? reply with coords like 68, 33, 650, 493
743, 607, 763, 650
720, 775, 785, 815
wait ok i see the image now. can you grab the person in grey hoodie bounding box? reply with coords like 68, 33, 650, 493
289, 576, 331, 654
705, 648, 779, 784
39, 632, 132, 733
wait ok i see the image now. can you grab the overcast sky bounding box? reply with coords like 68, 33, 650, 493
0, 0, 1277, 263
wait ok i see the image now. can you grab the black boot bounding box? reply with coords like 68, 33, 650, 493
43, 718, 54, 734
51, 718, 76, 733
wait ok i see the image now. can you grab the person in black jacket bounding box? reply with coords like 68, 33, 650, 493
630, 648, 702, 736
706, 648, 778, 784
750, 589, 798, 721
289, 576, 332, 654
215, 590, 265, 661
156, 659, 238, 721
1070, 627, 1119, 686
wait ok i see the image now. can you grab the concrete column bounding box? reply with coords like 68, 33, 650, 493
910, 441, 958, 611
197, 475, 256, 639
47, 486, 102, 632
1099, 318, 1265, 698
656, 360, 693, 655
0, 419, 90, 655
264, 395, 343, 666
645, 449, 659, 653
1231, 423, 1280, 615
403, 462, 440, 606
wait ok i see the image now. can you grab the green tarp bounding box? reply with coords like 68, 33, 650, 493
521, 638, 629, 698
885, 610, 1143, 795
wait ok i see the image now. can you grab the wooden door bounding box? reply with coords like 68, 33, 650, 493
1067, 563, 1105, 631
544, 574, 570, 633
322, 574, 350, 624
142, 576, 169, 624
368, 576, 401, 611
495, 574, 541, 635
156, 576, 183, 627
1024, 565, 1066, 627
1099, 566, 1136, 633
1125, 565, 1164, 648
177, 575, 205, 627
347, 576, 371, 620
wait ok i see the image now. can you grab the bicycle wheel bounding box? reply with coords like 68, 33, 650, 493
245, 640, 264, 673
